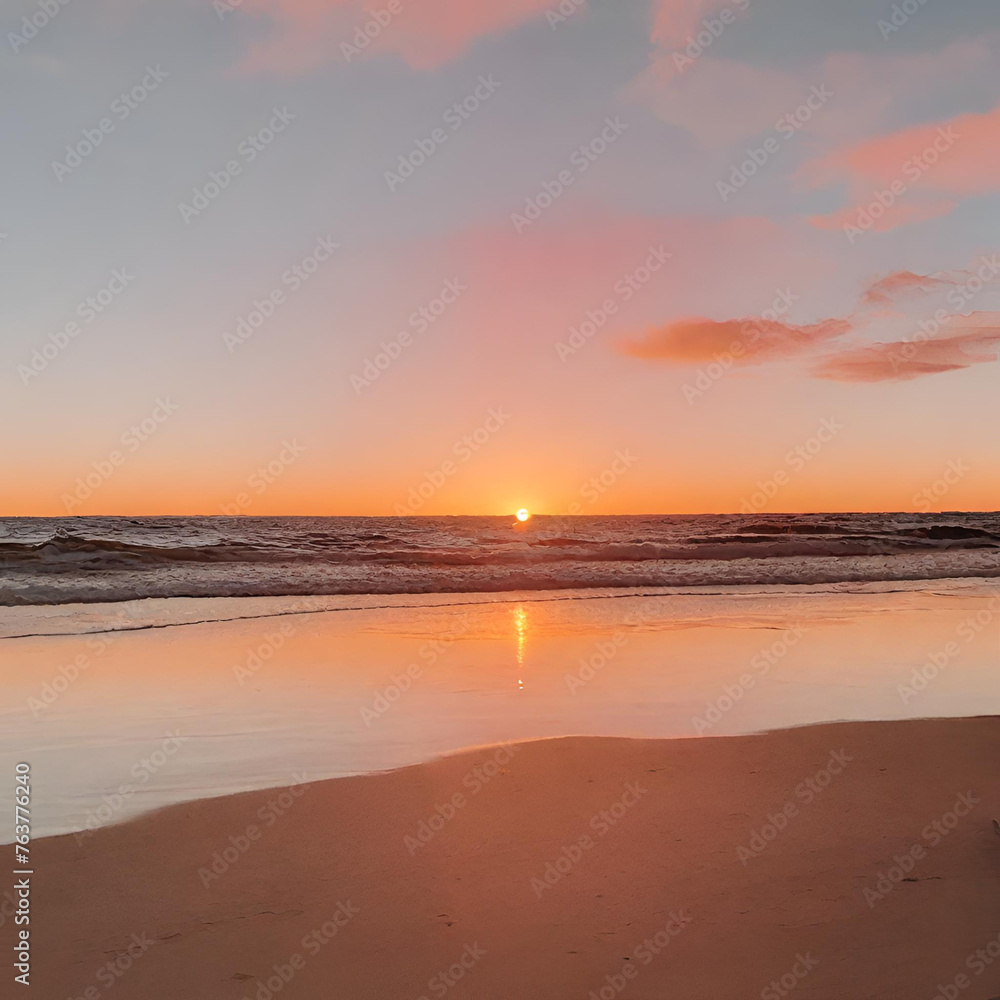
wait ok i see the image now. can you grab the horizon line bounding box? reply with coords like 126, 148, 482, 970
2, 510, 997, 519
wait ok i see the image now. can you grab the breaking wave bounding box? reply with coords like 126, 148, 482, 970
2, 514, 999, 605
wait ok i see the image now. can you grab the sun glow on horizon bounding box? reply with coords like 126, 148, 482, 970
516, 508, 530, 522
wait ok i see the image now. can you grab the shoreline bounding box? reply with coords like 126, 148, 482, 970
2, 574, 996, 637
18, 717, 1000, 998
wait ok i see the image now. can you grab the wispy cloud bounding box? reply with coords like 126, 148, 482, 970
234, 0, 557, 73
812, 324, 1000, 382
649, 0, 745, 48
808, 199, 956, 237
802, 101, 1000, 232
861, 269, 963, 306
620, 316, 851, 364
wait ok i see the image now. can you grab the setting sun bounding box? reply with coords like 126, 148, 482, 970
516, 508, 530, 522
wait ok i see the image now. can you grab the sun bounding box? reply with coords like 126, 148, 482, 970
515, 508, 530, 522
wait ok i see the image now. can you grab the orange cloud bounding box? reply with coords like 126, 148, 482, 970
619, 260, 1000, 383
812, 326, 1000, 382
620, 315, 852, 364
235, 0, 557, 72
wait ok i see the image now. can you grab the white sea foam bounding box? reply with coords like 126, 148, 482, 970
2, 513, 999, 605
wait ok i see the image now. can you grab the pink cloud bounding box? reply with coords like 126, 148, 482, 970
807, 199, 957, 236
235, 0, 557, 73
807, 104, 1000, 195
620, 315, 852, 364
801, 102, 1000, 231
650, 0, 745, 49
624, 56, 797, 147
812, 325, 1000, 382
617, 260, 1000, 383
627, 35, 1000, 150
861, 269, 966, 306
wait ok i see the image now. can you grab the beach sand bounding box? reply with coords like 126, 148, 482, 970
17, 716, 1000, 999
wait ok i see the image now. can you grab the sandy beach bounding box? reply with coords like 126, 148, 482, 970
10, 0, 1000, 989
16, 716, 1000, 999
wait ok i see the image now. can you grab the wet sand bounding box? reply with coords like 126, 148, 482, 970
17, 716, 1000, 999
4, 583, 1000, 839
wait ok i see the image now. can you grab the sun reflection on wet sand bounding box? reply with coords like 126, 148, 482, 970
513, 604, 528, 690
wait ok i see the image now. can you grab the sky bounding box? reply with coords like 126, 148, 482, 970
3, 0, 1000, 516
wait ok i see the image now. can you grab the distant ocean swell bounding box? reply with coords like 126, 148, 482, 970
1, 514, 999, 605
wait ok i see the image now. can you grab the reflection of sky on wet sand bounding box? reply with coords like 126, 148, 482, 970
1, 582, 997, 838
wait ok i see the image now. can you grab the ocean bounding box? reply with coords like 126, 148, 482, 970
2, 512, 1000, 605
